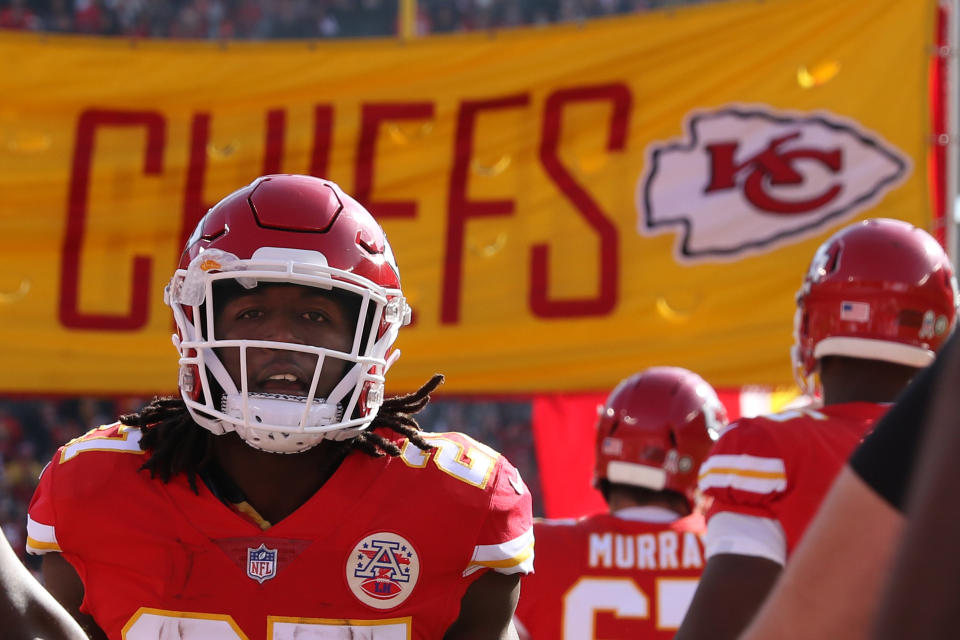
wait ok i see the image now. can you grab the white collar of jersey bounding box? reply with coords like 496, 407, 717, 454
613, 506, 682, 523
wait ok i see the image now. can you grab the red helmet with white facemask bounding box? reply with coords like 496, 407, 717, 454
165, 174, 411, 453
594, 367, 727, 510
792, 218, 958, 394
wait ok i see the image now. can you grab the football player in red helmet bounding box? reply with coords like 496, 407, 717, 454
27, 175, 533, 640
514, 366, 727, 640
792, 217, 956, 399
676, 218, 958, 640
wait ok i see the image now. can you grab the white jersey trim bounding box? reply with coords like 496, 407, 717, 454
698, 453, 787, 495
59, 424, 144, 463
26, 516, 60, 555
464, 527, 534, 577
614, 505, 681, 523
705, 511, 787, 566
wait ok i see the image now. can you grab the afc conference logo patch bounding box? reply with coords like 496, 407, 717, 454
346, 532, 420, 610
246, 544, 277, 584
637, 105, 911, 262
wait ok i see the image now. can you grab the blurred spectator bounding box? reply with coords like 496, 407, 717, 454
417, 397, 544, 517
0, 396, 120, 571
42, 0, 73, 31
0, 408, 24, 460
73, 0, 118, 34
0, 0, 39, 29
0, 0, 715, 39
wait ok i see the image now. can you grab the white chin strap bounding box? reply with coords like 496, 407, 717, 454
221, 392, 345, 454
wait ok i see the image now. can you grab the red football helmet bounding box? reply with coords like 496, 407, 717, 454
792, 218, 958, 394
165, 174, 411, 453
594, 367, 727, 510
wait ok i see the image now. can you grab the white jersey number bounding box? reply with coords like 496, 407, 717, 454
562, 577, 699, 638
401, 434, 499, 490
123, 609, 410, 639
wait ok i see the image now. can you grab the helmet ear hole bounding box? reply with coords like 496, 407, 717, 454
823, 245, 841, 276
607, 419, 620, 436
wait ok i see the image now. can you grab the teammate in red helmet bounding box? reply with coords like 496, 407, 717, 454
27, 175, 533, 640
676, 218, 958, 640
514, 366, 727, 639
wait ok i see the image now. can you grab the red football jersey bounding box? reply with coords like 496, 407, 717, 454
515, 508, 706, 639
27, 424, 533, 640
698, 403, 887, 559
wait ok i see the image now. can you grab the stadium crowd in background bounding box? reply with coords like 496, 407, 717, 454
0, 399, 116, 573
1, 0, 712, 39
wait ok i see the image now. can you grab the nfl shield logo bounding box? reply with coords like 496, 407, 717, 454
246, 544, 277, 583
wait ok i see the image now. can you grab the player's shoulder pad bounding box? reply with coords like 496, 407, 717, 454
396, 430, 515, 494
34, 423, 147, 522
713, 408, 828, 451
407, 430, 505, 464
46, 423, 146, 494
56, 422, 145, 465
699, 415, 789, 499
419, 430, 503, 456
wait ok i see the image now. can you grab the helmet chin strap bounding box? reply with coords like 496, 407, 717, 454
204, 347, 240, 398
322, 328, 400, 413
325, 360, 366, 408
385, 348, 401, 371
201, 347, 240, 434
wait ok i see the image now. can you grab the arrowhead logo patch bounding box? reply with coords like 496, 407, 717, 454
637, 105, 910, 262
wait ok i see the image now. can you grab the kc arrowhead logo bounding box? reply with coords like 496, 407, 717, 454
637, 106, 910, 262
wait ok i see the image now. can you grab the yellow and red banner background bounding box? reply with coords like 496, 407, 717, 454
0, 0, 942, 396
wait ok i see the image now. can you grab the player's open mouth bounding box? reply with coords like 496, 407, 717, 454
255, 367, 311, 395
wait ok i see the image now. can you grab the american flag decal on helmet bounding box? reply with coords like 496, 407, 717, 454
840, 301, 870, 322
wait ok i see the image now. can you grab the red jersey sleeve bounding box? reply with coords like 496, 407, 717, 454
26, 456, 61, 555
464, 452, 534, 577
27, 423, 146, 557
698, 419, 787, 522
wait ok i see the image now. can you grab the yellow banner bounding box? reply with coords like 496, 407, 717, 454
0, 0, 939, 394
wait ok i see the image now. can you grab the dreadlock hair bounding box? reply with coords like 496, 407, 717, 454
120, 374, 444, 494
121, 397, 212, 494
348, 373, 442, 458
